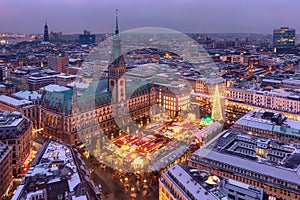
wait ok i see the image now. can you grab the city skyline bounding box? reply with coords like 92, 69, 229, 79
0, 0, 300, 34
1, 4, 300, 200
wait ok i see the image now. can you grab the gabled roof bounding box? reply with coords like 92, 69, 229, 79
44, 89, 73, 114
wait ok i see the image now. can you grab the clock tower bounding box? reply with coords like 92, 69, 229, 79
108, 9, 126, 105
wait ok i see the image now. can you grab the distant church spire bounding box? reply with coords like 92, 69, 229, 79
44, 22, 49, 42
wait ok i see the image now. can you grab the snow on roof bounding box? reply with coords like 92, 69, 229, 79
54, 73, 78, 79
0, 95, 32, 107
235, 110, 300, 136
163, 164, 226, 200
67, 66, 82, 70
69, 58, 78, 63
20, 141, 84, 199
193, 149, 300, 185
193, 122, 222, 139
284, 118, 300, 129
28, 75, 53, 80
262, 79, 281, 84
225, 179, 252, 190
0, 116, 22, 127
148, 144, 189, 172
222, 179, 263, 198
67, 82, 89, 89
12, 90, 41, 100
282, 79, 300, 85
68, 173, 81, 192
12, 185, 25, 200
41, 84, 70, 92
25, 190, 43, 200
72, 196, 88, 200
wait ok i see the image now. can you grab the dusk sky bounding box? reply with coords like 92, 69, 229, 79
0, 0, 299, 34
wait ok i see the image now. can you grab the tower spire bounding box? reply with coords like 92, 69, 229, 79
111, 8, 121, 64
108, 9, 126, 104
115, 9, 119, 35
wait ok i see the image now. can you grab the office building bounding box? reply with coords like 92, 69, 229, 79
273, 27, 296, 53
155, 83, 190, 118
66, 65, 82, 75
47, 56, 69, 73
79, 30, 96, 44
188, 131, 300, 199
0, 64, 8, 82
225, 84, 300, 126
0, 111, 32, 176
27, 73, 77, 91
159, 164, 228, 200
12, 90, 42, 105
0, 83, 16, 96
260, 74, 300, 90
0, 142, 13, 199
231, 110, 300, 144
220, 179, 264, 200
54, 73, 78, 86
27, 75, 56, 91
50, 31, 63, 41
0, 95, 39, 129
159, 164, 265, 200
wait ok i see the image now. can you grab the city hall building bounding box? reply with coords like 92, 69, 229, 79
40, 11, 156, 146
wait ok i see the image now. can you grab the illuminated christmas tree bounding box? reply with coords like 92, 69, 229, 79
211, 84, 223, 121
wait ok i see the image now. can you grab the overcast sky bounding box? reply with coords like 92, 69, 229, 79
0, 0, 299, 34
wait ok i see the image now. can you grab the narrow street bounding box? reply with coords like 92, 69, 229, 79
81, 152, 159, 200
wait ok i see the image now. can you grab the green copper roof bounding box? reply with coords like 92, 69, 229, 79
44, 89, 73, 114
115, 9, 119, 35
126, 81, 152, 98
82, 79, 108, 96
76, 79, 112, 106
111, 9, 122, 65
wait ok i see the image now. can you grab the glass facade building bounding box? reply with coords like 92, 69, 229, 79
273, 27, 296, 50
